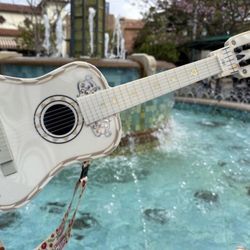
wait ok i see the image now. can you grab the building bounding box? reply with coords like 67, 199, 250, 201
106, 14, 144, 55
0, 3, 36, 52
120, 18, 144, 54
0, 0, 69, 56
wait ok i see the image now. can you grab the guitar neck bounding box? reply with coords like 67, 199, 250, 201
78, 55, 222, 124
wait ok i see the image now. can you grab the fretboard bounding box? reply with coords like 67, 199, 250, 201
77, 55, 222, 125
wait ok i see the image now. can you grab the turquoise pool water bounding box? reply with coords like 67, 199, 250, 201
1, 107, 250, 250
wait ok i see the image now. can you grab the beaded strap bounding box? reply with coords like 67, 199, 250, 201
35, 162, 89, 250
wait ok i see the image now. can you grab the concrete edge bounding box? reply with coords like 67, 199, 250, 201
175, 97, 250, 112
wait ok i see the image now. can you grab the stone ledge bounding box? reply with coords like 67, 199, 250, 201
175, 97, 250, 112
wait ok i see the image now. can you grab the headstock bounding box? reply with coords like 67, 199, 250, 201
210, 31, 250, 79
226, 31, 250, 78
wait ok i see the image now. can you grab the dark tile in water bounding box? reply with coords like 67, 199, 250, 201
73, 212, 99, 230
74, 234, 85, 241
48, 207, 63, 214
218, 161, 227, 167
228, 145, 245, 151
216, 135, 226, 141
238, 158, 250, 165
0, 211, 21, 229
197, 120, 226, 128
47, 202, 66, 208
40, 201, 66, 214
143, 208, 169, 225
246, 186, 250, 196
194, 190, 219, 203
223, 171, 250, 185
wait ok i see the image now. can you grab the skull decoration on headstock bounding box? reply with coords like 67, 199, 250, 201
210, 31, 250, 79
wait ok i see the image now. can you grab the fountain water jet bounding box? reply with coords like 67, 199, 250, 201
88, 7, 96, 56
127, 137, 149, 249
111, 16, 126, 59
43, 13, 50, 55
104, 33, 110, 58
55, 16, 63, 57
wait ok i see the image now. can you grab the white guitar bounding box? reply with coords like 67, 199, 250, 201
0, 31, 250, 211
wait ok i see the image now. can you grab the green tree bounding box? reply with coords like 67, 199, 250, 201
133, 0, 250, 62
18, 17, 44, 55
17, 0, 68, 56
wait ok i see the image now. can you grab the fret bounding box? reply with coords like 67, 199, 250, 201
146, 77, 156, 98
154, 74, 163, 95
161, 73, 172, 93
90, 94, 98, 121
162, 72, 174, 93
117, 85, 127, 111
153, 74, 160, 93
183, 64, 193, 84
180, 67, 190, 87
184, 63, 199, 84
132, 82, 143, 106
93, 93, 103, 120
114, 87, 123, 112
98, 91, 109, 118
137, 78, 150, 102
194, 61, 204, 80
124, 83, 133, 108
92, 93, 102, 121
166, 69, 178, 91
174, 68, 182, 89
86, 95, 97, 121
127, 83, 137, 104
106, 89, 117, 114
135, 81, 145, 104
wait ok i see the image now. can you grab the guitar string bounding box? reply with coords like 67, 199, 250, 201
80, 57, 211, 122
3, 56, 223, 140
82, 56, 222, 124
89, 57, 220, 121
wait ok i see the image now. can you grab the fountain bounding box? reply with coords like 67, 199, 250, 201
55, 16, 63, 57
88, 7, 96, 56
111, 16, 126, 59
43, 13, 50, 55
104, 33, 110, 58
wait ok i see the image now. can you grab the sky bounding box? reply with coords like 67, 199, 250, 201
0, 0, 144, 19
108, 0, 142, 19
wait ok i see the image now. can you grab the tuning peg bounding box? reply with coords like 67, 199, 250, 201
239, 59, 250, 67
242, 43, 250, 50
234, 47, 242, 53
236, 54, 245, 60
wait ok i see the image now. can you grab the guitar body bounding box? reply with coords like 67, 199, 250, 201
0, 62, 122, 210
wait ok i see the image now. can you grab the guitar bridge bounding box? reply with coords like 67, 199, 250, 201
0, 119, 16, 176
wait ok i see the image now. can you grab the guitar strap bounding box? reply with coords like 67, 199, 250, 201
35, 161, 90, 250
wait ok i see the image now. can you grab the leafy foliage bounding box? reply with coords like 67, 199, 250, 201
17, 17, 45, 54
134, 0, 250, 62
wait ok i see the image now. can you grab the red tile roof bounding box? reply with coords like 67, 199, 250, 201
0, 3, 41, 14
0, 28, 20, 37
120, 18, 144, 30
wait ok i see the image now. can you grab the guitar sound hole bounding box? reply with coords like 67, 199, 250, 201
34, 95, 83, 144
43, 104, 76, 136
